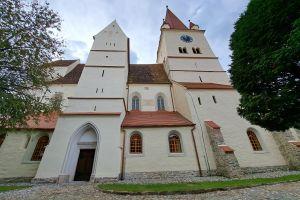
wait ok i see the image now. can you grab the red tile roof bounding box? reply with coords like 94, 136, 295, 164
164, 8, 188, 30
218, 145, 234, 153
51, 64, 84, 84
178, 82, 234, 90
50, 60, 77, 67
189, 21, 196, 29
25, 113, 59, 130
128, 64, 170, 84
122, 111, 194, 128
204, 120, 221, 129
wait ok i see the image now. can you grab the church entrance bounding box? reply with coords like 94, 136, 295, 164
74, 149, 95, 181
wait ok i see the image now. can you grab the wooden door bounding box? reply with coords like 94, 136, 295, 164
74, 149, 95, 181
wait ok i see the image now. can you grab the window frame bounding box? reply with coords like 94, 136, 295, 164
30, 135, 49, 161
168, 132, 183, 155
132, 95, 140, 110
247, 129, 263, 151
157, 95, 165, 111
129, 132, 143, 155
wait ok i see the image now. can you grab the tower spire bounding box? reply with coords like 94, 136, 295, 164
163, 7, 187, 30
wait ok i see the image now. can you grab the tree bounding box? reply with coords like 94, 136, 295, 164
229, 0, 300, 131
0, 0, 63, 131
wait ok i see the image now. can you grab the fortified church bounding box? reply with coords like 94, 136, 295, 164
0, 8, 299, 183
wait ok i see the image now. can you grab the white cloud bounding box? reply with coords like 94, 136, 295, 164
48, 0, 250, 70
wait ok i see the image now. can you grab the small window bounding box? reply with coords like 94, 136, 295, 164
198, 97, 201, 105
182, 47, 187, 53
199, 75, 202, 82
130, 133, 142, 154
102, 70, 105, 77
178, 47, 183, 53
247, 130, 262, 151
0, 134, 6, 147
196, 48, 201, 54
157, 96, 165, 110
169, 134, 182, 153
132, 96, 140, 110
212, 96, 217, 103
31, 136, 49, 161
192, 47, 196, 54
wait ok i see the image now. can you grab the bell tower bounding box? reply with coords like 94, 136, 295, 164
157, 7, 230, 85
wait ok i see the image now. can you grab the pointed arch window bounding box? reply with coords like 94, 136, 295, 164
169, 133, 182, 153
247, 130, 262, 151
157, 95, 165, 110
31, 136, 49, 161
132, 96, 140, 110
130, 133, 142, 154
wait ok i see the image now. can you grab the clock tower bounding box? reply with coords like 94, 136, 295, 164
157, 7, 230, 85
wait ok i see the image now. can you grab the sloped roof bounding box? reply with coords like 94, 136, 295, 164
164, 8, 188, 30
121, 111, 194, 128
178, 82, 234, 90
50, 60, 77, 67
25, 113, 59, 130
51, 64, 84, 84
128, 64, 170, 84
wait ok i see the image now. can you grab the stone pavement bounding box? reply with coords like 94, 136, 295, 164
0, 181, 300, 200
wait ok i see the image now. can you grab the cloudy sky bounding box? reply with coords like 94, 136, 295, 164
49, 0, 250, 71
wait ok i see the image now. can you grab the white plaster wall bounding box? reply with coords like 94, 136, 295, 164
162, 30, 216, 58
0, 131, 52, 178
124, 127, 199, 172
170, 71, 230, 84
188, 89, 286, 168
85, 51, 127, 66
168, 58, 224, 71
35, 115, 123, 179
128, 84, 173, 111
74, 67, 126, 97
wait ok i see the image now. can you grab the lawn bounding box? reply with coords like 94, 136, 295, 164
0, 186, 30, 193
98, 174, 300, 194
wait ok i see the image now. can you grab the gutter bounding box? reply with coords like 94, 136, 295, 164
191, 126, 202, 176
120, 129, 126, 180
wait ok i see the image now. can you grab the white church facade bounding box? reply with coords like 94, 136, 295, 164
0, 8, 299, 183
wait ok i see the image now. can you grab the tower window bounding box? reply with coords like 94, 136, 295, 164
212, 96, 217, 103
102, 70, 105, 77
182, 47, 187, 53
198, 97, 201, 105
157, 95, 165, 110
178, 47, 183, 53
132, 96, 140, 110
199, 75, 202, 82
193, 47, 201, 54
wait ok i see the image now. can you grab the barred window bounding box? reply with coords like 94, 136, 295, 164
157, 96, 165, 110
132, 96, 140, 110
0, 134, 6, 147
130, 133, 142, 154
169, 134, 182, 153
247, 130, 262, 151
31, 136, 49, 161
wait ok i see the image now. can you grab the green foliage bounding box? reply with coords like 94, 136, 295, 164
0, 0, 63, 131
98, 174, 300, 193
229, 0, 300, 131
0, 186, 30, 192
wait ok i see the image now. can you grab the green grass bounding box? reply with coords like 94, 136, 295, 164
98, 174, 300, 193
0, 186, 30, 193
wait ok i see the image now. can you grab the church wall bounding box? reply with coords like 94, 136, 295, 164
35, 115, 123, 180
85, 51, 127, 67
0, 131, 52, 179
128, 84, 173, 111
124, 127, 199, 173
168, 58, 224, 71
188, 89, 287, 168
170, 71, 230, 84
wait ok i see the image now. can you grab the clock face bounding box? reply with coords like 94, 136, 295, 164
180, 35, 193, 43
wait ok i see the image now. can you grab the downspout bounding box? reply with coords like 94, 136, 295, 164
169, 84, 175, 111
120, 129, 126, 180
191, 126, 202, 176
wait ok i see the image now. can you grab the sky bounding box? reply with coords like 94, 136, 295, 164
48, 0, 250, 71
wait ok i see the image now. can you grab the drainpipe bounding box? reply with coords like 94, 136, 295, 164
191, 126, 202, 176
120, 129, 126, 180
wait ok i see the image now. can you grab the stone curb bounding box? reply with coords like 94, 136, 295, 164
97, 180, 300, 196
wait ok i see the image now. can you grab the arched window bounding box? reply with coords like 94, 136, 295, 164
178, 47, 183, 53
157, 95, 165, 110
132, 96, 140, 110
169, 133, 182, 153
0, 134, 6, 148
130, 133, 142, 154
247, 130, 262, 151
31, 136, 49, 161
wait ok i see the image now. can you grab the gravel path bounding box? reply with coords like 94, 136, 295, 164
0, 181, 300, 200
